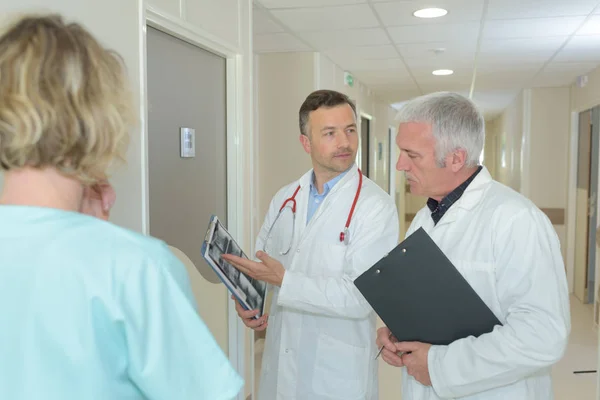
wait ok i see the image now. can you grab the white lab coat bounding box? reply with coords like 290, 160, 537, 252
256, 164, 399, 400
402, 167, 571, 400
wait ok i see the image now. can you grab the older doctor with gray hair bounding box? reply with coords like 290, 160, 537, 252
377, 91, 570, 399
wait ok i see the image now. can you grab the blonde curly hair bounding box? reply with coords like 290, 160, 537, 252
0, 14, 135, 184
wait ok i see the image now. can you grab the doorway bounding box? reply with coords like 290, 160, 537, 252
359, 114, 371, 177
146, 26, 229, 349
574, 107, 599, 305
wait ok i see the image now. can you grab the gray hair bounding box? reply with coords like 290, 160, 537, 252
395, 92, 485, 167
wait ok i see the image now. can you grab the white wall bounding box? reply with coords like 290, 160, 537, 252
490, 88, 570, 256
529, 87, 570, 262
256, 52, 315, 219
315, 54, 397, 192
493, 92, 524, 191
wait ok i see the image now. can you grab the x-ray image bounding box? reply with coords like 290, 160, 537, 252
202, 216, 267, 318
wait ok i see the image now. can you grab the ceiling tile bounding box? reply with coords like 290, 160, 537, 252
416, 81, 472, 93
254, 33, 313, 52
257, 0, 366, 8
374, 86, 423, 104
487, 0, 597, 20
253, 8, 285, 34
352, 68, 415, 86
389, 22, 480, 44
270, 4, 379, 32
476, 37, 566, 65
403, 56, 475, 71
544, 61, 598, 74
373, 0, 484, 27
325, 44, 398, 60
554, 35, 600, 62
470, 90, 520, 117
339, 58, 408, 71
476, 53, 553, 66
534, 61, 599, 86
415, 73, 473, 87
483, 17, 585, 39
475, 63, 544, 74
480, 37, 567, 55
474, 70, 537, 89
397, 40, 477, 58
531, 71, 580, 87
298, 28, 390, 49
576, 15, 600, 35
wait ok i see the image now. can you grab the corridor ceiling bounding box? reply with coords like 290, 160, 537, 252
253, 0, 600, 117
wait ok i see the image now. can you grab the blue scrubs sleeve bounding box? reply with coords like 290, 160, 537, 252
119, 247, 243, 400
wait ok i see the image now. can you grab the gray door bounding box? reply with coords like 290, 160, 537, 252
147, 26, 227, 283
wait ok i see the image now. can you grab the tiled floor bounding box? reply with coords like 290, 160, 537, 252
252, 295, 599, 399
553, 295, 598, 400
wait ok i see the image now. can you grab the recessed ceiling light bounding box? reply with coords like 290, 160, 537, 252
432, 69, 454, 76
413, 8, 448, 18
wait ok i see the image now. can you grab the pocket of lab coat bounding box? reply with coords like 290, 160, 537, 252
454, 261, 499, 313
312, 333, 368, 399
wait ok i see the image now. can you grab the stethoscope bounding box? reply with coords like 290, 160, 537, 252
264, 169, 363, 255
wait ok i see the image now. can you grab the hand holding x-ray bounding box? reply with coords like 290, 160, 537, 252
222, 251, 286, 287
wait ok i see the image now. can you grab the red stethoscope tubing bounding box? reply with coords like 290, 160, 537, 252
281, 169, 363, 244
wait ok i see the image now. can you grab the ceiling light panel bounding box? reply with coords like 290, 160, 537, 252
373, 0, 483, 27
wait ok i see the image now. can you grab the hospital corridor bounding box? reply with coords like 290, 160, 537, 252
3, 0, 600, 399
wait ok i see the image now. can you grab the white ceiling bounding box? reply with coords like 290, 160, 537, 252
253, 0, 600, 118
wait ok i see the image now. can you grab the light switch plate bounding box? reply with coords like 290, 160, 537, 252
180, 127, 195, 158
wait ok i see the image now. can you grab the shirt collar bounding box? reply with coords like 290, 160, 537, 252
427, 165, 483, 224
310, 165, 353, 196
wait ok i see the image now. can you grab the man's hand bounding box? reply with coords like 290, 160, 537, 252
376, 327, 404, 367
80, 180, 115, 221
232, 295, 269, 331
396, 341, 433, 386
221, 251, 285, 287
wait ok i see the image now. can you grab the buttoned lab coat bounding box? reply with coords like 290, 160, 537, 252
256, 165, 399, 400
402, 167, 570, 400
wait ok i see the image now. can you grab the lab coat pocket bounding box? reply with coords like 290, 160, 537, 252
455, 261, 499, 312
312, 333, 368, 399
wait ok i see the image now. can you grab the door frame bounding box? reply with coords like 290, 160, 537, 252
567, 111, 579, 294
358, 111, 373, 176
145, 6, 250, 397
567, 108, 600, 305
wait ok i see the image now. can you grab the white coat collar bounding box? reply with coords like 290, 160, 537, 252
433, 166, 492, 227
454, 166, 493, 210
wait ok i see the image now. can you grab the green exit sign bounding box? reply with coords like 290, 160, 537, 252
344, 71, 354, 87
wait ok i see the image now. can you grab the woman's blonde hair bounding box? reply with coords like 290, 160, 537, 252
0, 14, 135, 184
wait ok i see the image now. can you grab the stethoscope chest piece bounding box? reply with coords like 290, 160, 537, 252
340, 228, 350, 245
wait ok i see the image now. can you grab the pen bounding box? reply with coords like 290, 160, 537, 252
375, 332, 393, 360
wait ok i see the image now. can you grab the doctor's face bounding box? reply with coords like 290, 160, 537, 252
395, 122, 454, 200
301, 104, 358, 176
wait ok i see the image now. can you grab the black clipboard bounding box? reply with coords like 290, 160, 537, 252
354, 227, 501, 345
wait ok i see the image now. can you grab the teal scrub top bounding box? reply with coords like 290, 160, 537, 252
0, 205, 243, 400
